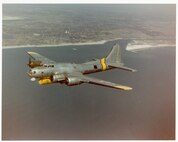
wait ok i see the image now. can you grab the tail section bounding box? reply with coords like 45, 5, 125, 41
106, 44, 136, 72
106, 44, 122, 65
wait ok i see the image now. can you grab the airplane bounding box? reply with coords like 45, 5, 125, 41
27, 44, 136, 90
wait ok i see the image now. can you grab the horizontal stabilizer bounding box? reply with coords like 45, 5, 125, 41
108, 63, 136, 72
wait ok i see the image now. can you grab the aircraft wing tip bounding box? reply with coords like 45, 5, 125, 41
115, 85, 133, 90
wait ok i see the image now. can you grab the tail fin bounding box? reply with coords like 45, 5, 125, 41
106, 44, 122, 64
106, 44, 136, 72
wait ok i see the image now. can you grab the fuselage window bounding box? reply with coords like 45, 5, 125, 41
44, 64, 54, 67
94, 65, 97, 69
48, 65, 54, 67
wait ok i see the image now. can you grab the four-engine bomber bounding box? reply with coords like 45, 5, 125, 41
27, 44, 136, 90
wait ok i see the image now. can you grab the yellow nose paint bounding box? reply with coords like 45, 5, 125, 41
38, 78, 52, 85
100, 58, 107, 71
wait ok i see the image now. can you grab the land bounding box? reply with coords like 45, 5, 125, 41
3, 4, 176, 47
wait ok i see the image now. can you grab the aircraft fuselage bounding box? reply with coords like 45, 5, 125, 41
28, 58, 114, 78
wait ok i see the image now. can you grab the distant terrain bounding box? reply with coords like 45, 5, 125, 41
3, 4, 176, 46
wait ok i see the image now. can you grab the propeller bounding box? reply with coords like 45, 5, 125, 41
27, 57, 32, 67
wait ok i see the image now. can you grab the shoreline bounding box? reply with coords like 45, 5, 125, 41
126, 44, 176, 52
2, 38, 123, 49
2, 41, 107, 49
2, 38, 175, 50
2, 40, 107, 49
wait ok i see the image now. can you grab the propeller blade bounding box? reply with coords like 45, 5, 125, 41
29, 57, 31, 64
27, 57, 31, 66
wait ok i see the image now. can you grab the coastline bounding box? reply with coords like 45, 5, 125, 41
126, 44, 176, 52
2, 41, 106, 49
2, 38, 122, 49
2, 38, 175, 51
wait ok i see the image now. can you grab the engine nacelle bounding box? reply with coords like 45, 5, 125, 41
66, 77, 83, 86
52, 74, 66, 82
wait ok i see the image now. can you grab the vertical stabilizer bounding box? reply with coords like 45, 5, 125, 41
106, 44, 122, 64
106, 44, 136, 72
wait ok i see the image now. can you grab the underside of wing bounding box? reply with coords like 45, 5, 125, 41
27, 52, 56, 67
68, 72, 132, 91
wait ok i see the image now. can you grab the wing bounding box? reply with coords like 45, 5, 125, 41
67, 72, 132, 91
27, 52, 56, 67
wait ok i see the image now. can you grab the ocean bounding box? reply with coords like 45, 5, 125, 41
2, 40, 175, 140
